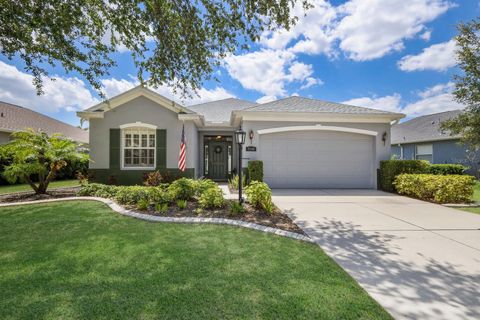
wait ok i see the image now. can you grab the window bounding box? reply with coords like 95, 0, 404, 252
415, 144, 433, 162
122, 127, 156, 169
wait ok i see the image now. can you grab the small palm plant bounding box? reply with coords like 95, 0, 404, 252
1, 129, 88, 194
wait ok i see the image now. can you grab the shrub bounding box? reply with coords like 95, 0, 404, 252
245, 181, 274, 213
379, 160, 430, 192
155, 202, 169, 213
176, 199, 187, 210
136, 198, 150, 210
394, 174, 475, 203
77, 183, 118, 198
427, 164, 467, 175
168, 178, 196, 200
228, 174, 246, 190
229, 201, 245, 215
115, 186, 150, 205
143, 171, 163, 186
194, 179, 217, 197
199, 187, 225, 209
147, 187, 172, 204
248, 160, 263, 182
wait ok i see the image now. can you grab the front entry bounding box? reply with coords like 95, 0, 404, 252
205, 136, 232, 181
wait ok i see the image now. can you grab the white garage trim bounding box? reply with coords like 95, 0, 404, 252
256, 124, 378, 136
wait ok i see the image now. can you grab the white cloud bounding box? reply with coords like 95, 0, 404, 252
100, 76, 234, 106
403, 82, 463, 117
260, 0, 337, 55
224, 49, 315, 96
101, 77, 139, 97
420, 30, 432, 41
335, 0, 454, 61
256, 95, 277, 104
342, 94, 402, 113
398, 39, 457, 71
0, 61, 99, 112
300, 77, 323, 90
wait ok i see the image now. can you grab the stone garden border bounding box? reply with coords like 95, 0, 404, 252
0, 197, 314, 243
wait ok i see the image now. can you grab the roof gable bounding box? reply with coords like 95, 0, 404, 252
188, 98, 255, 123
77, 86, 197, 119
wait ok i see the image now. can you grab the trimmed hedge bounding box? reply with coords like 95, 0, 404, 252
248, 160, 263, 182
394, 174, 475, 203
427, 164, 467, 175
379, 160, 430, 192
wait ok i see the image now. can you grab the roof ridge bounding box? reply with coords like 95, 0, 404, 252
188, 97, 252, 107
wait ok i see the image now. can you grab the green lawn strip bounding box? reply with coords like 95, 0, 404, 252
0, 201, 391, 320
459, 207, 480, 215
472, 181, 480, 202
0, 180, 79, 195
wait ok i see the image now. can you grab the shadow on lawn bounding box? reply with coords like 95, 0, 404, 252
285, 209, 480, 320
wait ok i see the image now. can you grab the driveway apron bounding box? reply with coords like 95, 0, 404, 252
273, 189, 480, 320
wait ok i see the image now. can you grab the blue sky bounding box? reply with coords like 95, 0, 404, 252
0, 0, 478, 127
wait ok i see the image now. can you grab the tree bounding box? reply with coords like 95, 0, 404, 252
0, 0, 310, 97
1, 130, 88, 194
441, 18, 480, 148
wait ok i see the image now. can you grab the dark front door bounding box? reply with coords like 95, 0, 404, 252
208, 141, 229, 180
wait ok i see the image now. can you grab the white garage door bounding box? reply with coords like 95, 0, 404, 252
259, 130, 375, 188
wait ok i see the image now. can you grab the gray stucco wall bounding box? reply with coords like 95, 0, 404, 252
88, 96, 198, 173
391, 139, 468, 164
0, 131, 11, 144
241, 120, 391, 170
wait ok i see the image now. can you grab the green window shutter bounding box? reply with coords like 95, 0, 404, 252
156, 129, 167, 169
109, 128, 121, 169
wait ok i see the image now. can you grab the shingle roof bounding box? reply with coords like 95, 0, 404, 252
242, 96, 400, 115
391, 110, 462, 144
188, 98, 256, 123
0, 101, 89, 143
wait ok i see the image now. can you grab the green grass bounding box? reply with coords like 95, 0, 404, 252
460, 207, 480, 215
472, 181, 480, 202
0, 201, 391, 320
0, 180, 79, 194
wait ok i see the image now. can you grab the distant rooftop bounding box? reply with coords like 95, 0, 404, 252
188, 98, 256, 123
0, 101, 88, 143
391, 110, 462, 144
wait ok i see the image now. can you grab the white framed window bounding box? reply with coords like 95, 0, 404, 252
415, 144, 433, 163
120, 124, 156, 169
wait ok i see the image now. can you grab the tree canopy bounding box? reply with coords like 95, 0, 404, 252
441, 18, 480, 149
0, 0, 310, 96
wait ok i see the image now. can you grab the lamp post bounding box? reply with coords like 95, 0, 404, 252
234, 128, 246, 203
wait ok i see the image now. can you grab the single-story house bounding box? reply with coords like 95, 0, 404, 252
0, 101, 89, 144
391, 110, 471, 165
77, 86, 404, 188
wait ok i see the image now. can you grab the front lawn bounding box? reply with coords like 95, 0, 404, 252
473, 181, 480, 202
0, 201, 390, 319
460, 207, 480, 215
0, 179, 79, 195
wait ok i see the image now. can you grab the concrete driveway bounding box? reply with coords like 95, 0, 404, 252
273, 189, 480, 320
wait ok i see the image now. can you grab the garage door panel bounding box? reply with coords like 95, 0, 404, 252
259, 130, 374, 188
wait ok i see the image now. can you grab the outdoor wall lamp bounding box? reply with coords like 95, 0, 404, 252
249, 130, 254, 144
235, 128, 246, 203
382, 132, 387, 146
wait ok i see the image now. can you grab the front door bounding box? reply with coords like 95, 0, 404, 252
208, 141, 229, 180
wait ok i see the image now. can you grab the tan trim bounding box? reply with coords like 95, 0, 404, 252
257, 125, 378, 136
76, 111, 104, 119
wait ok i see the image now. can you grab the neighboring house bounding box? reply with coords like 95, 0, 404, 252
391, 110, 473, 167
77, 86, 404, 188
0, 101, 88, 144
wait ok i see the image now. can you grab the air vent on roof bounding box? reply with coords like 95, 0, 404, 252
0, 112, 3, 117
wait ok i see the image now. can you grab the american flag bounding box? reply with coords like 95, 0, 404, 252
178, 124, 186, 172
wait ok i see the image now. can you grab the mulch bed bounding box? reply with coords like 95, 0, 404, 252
133, 201, 306, 235
0, 187, 306, 235
0, 187, 80, 203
